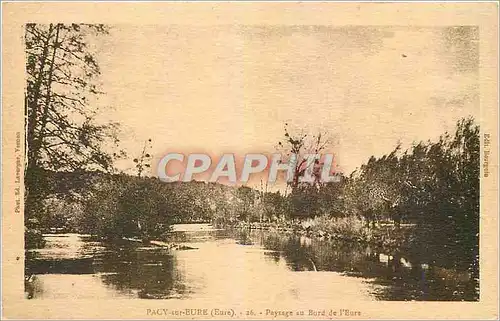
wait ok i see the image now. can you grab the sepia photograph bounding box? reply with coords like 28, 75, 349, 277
2, 2, 498, 320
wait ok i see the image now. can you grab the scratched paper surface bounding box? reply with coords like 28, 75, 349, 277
1, 2, 498, 320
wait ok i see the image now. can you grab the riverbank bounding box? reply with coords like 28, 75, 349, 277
230, 216, 416, 252
231, 217, 478, 281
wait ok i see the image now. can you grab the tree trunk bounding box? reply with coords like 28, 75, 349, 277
32, 24, 60, 164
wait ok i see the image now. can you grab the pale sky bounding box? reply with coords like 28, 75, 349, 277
91, 25, 479, 185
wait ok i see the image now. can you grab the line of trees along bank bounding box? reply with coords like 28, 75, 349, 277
36, 118, 479, 273
24, 24, 478, 278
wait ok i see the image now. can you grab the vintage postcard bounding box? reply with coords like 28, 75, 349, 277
1, 2, 499, 320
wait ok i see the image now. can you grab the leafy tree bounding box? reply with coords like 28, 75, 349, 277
317, 176, 347, 218
24, 23, 120, 246
116, 179, 173, 243
341, 117, 479, 272
25, 23, 118, 173
233, 186, 257, 222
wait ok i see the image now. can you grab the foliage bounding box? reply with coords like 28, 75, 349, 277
33, 115, 479, 280
25, 23, 120, 173
341, 117, 479, 269
23, 23, 478, 287
24, 23, 121, 248
305, 215, 369, 241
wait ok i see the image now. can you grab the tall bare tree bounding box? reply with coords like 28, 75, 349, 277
276, 123, 332, 218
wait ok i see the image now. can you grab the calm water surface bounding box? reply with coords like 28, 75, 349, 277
25, 224, 477, 301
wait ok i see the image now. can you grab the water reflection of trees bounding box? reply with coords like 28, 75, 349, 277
94, 242, 187, 299
26, 237, 189, 300
255, 230, 478, 301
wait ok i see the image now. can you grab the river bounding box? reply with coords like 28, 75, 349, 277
25, 223, 477, 301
